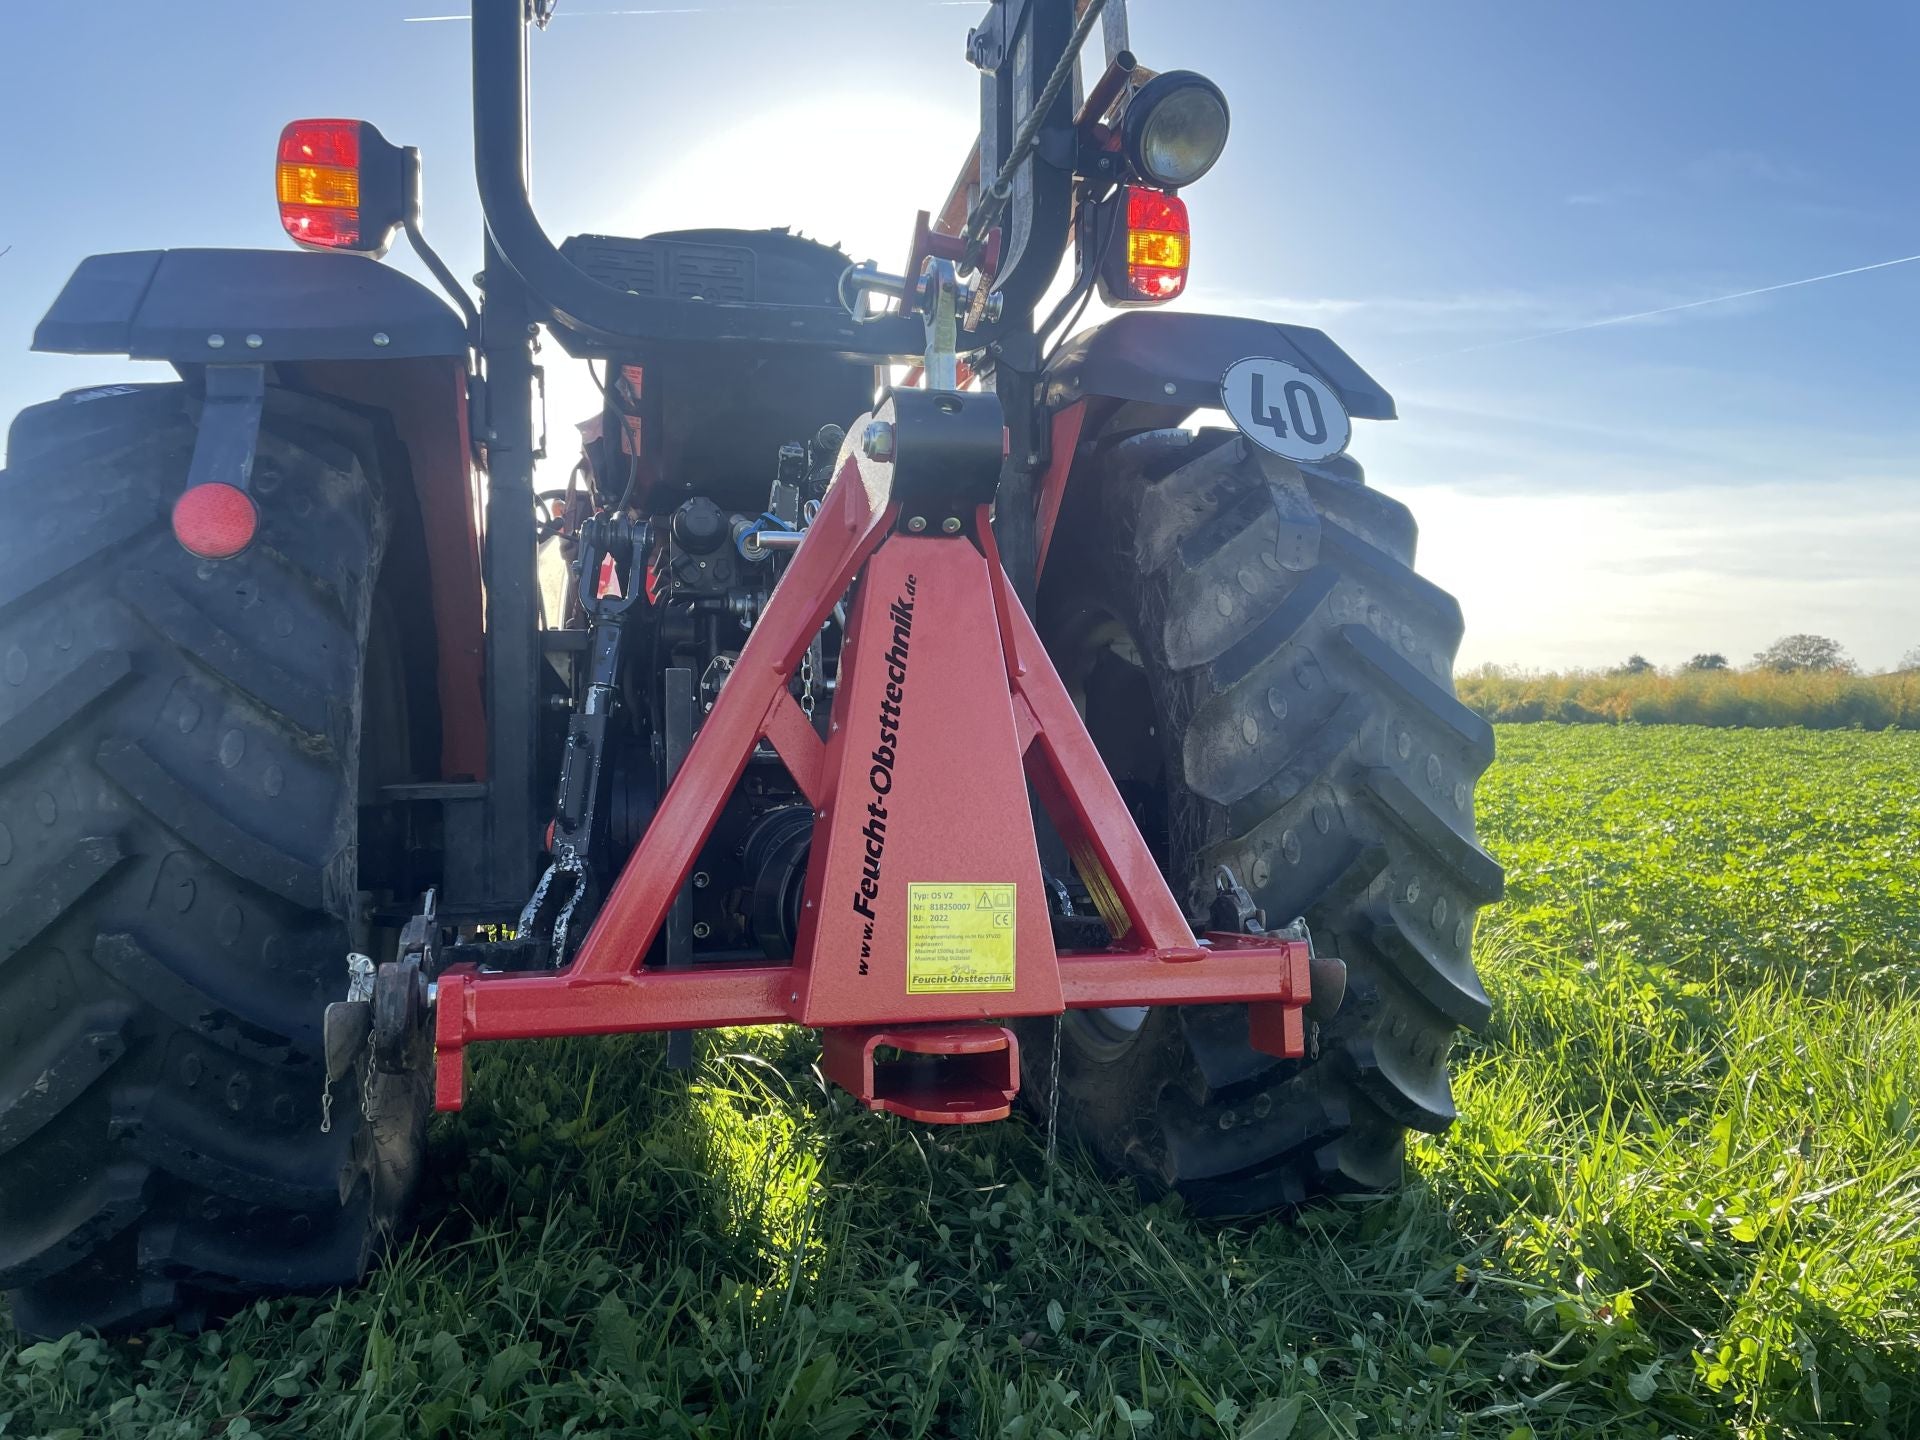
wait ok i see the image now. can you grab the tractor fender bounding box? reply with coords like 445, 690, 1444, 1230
30, 249, 486, 781
1042, 310, 1394, 422
1033, 311, 1396, 577
32, 248, 468, 362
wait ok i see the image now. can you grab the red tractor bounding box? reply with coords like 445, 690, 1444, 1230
0, 0, 1500, 1335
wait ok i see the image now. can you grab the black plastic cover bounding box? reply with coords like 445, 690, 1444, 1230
33, 249, 467, 363
1044, 311, 1396, 422
548, 228, 855, 357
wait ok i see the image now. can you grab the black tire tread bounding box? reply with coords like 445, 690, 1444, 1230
0, 382, 392, 1333
1025, 428, 1502, 1212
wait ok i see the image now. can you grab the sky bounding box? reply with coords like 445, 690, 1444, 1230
2, 0, 1917, 672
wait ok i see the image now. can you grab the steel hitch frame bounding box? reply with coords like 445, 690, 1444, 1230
429, 385, 1314, 1121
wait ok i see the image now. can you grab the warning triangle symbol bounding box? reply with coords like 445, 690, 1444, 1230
976, 891, 995, 909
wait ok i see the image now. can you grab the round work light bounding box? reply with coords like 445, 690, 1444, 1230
1122, 71, 1231, 189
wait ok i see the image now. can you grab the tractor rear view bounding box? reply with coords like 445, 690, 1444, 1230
0, 0, 1500, 1335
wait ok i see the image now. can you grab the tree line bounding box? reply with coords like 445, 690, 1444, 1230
1608, 634, 1919, 679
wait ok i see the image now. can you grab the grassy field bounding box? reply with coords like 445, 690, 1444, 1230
1459, 667, 1920, 729
4, 726, 1917, 1439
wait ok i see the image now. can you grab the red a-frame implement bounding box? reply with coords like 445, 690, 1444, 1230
433, 388, 1313, 1122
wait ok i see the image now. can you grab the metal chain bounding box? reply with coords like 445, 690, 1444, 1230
799, 646, 816, 720
962, 0, 1114, 269
1043, 1012, 1064, 1175
320, 1029, 379, 1135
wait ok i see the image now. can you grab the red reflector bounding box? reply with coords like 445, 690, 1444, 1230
172, 484, 258, 559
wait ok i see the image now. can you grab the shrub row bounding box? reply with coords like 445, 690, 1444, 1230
1459, 666, 1920, 728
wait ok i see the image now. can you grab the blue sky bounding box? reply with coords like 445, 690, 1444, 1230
3, 1, 1917, 670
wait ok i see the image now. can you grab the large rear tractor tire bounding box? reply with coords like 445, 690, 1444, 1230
1024, 429, 1503, 1212
0, 383, 425, 1336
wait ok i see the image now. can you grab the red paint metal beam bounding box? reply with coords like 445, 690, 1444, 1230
761, 691, 828, 808
565, 463, 891, 978
434, 936, 1309, 1110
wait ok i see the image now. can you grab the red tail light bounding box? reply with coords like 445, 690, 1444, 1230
1098, 186, 1191, 306
276, 119, 408, 258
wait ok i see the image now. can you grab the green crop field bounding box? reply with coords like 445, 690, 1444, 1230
4, 726, 1917, 1439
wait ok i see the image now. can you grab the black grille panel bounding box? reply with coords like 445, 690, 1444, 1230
561, 234, 756, 303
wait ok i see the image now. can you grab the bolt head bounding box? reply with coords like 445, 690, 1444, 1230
1163, 381, 1178, 396
244, 334, 264, 349
941, 516, 963, 534
862, 421, 896, 461
907, 515, 928, 533
372, 332, 391, 348
206, 334, 226, 349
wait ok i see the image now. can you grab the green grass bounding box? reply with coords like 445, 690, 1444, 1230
5, 725, 1918, 1438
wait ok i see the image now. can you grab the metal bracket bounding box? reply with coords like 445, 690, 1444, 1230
187, 364, 267, 494
373, 890, 441, 1074
922, 258, 962, 392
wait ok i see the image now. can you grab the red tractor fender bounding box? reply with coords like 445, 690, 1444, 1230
285, 355, 486, 781
1031, 310, 1397, 577
31, 248, 487, 780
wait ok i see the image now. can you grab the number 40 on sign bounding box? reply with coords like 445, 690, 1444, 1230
1221, 356, 1353, 464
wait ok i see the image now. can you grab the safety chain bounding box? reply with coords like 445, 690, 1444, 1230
360, 1043, 377, 1125
1043, 1012, 1065, 1176
799, 646, 817, 720
319, 1022, 380, 1136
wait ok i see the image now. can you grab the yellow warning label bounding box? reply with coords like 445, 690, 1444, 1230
907, 884, 1016, 993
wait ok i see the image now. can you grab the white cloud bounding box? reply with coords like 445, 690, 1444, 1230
1382, 476, 1920, 673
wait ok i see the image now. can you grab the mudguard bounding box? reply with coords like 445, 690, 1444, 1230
1033, 311, 1395, 577
32, 248, 467, 362
28, 248, 485, 783
1043, 310, 1395, 421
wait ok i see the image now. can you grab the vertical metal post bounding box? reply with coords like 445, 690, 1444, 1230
479, 240, 542, 908
983, 0, 1077, 615
662, 668, 696, 1070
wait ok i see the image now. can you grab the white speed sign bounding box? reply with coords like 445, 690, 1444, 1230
1221, 357, 1352, 464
